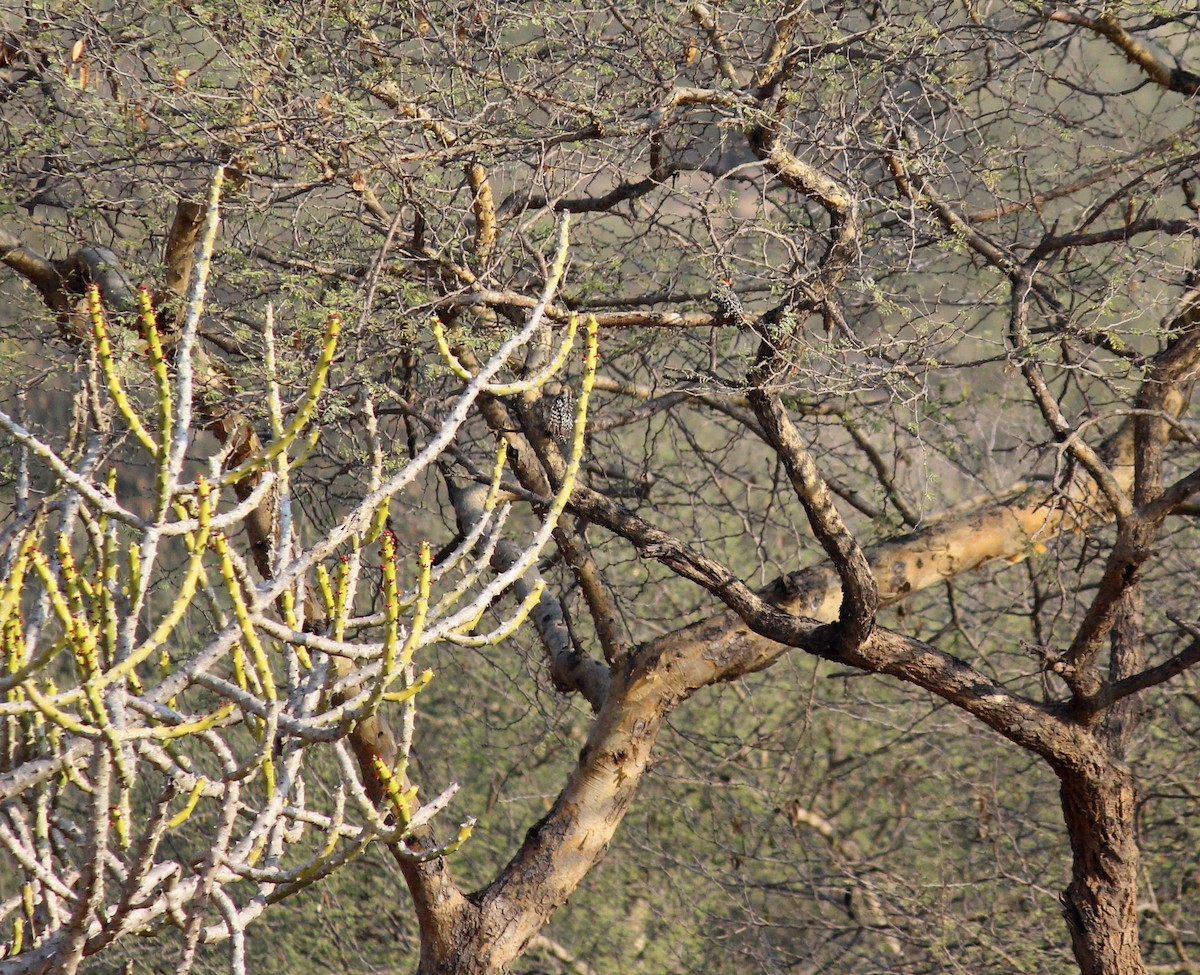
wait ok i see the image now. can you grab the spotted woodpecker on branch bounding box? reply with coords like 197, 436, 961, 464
546, 388, 575, 445
710, 276, 747, 327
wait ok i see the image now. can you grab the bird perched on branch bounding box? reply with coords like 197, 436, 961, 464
710, 276, 747, 327
546, 388, 574, 445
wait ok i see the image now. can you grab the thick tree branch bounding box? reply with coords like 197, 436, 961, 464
748, 131, 860, 305
163, 200, 204, 298
1047, 10, 1200, 95
690, 3, 741, 87
747, 389, 877, 646
1090, 634, 1200, 712
0, 228, 63, 309
1063, 282, 1200, 690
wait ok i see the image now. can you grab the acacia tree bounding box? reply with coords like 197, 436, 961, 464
2, 2, 1200, 974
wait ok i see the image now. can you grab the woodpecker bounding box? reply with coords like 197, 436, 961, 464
546, 388, 574, 445
710, 276, 747, 326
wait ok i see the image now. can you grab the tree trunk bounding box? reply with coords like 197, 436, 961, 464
1058, 761, 1144, 975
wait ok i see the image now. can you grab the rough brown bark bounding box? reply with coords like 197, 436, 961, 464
451, 661, 670, 973
1058, 762, 1144, 975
